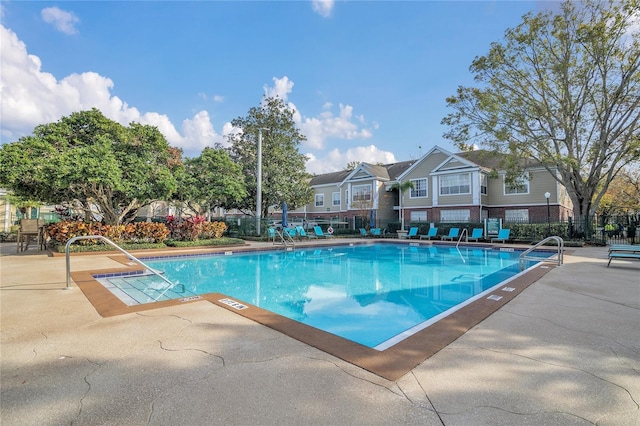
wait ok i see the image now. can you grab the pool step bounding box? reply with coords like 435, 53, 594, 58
104, 274, 196, 305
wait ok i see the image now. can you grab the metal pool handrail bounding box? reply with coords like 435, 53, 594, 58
518, 236, 564, 271
456, 228, 468, 247
65, 235, 177, 290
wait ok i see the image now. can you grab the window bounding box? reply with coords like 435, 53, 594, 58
440, 209, 470, 222
504, 176, 529, 195
505, 209, 529, 223
480, 174, 488, 195
332, 192, 340, 206
410, 210, 427, 222
410, 178, 428, 198
315, 194, 324, 207
439, 173, 471, 195
352, 184, 372, 202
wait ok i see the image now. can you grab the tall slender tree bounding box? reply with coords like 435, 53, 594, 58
226, 97, 313, 218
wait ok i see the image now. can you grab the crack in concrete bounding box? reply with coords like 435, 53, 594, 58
156, 339, 225, 366
463, 345, 640, 414
500, 308, 640, 357
58, 356, 104, 426
407, 371, 445, 425
438, 404, 595, 424
29, 331, 48, 362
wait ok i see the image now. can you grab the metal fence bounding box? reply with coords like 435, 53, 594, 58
223, 214, 639, 245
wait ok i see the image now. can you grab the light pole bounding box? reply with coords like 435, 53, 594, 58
544, 191, 551, 237
256, 128, 268, 236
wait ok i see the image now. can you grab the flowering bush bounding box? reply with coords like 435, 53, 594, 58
46, 221, 169, 246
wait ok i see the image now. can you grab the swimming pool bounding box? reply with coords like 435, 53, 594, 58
97, 243, 551, 350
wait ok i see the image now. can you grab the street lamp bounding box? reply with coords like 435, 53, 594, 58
544, 191, 551, 237
256, 128, 268, 236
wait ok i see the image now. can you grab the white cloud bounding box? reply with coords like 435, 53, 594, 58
299, 103, 373, 149
0, 25, 229, 156
41, 7, 80, 35
263, 76, 294, 101
305, 145, 397, 175
312, 0, 334, 18
1, 28, 385, 168
262, 76, 375, 151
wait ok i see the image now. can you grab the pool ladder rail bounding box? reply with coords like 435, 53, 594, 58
455, 228, 469, 247
273, 228, 295, 249
518, 236, 564, 271
65, 235, 180, 291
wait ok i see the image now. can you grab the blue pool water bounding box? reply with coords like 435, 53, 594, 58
98, 244, 550, 349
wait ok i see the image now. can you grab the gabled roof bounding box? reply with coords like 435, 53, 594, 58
309, 160, 417, 187
309, 169, 352, 186
456, 149, 544, 170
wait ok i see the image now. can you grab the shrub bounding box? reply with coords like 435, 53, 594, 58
46, 220, 170, 246
200, 221, 228, 239
166, 215, 205, 241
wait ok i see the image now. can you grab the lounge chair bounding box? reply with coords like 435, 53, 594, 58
284, 227, 297, 239
491, 229, 511, 243
268, 227, 276, 243
370, 228, 382, 237
419, 227, 438, 240
313, 226, 334, 238
469, 228, 484, 242
407, 227, 419, 239
441, 227, 460, 241
359, 228, 369, 237
296, 226, 316, 239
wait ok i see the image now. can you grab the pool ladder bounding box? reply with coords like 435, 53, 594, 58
455, 228, 469, 247
65, 235, 179, 290
273, 228, 295, 249
518, 236, 564, 271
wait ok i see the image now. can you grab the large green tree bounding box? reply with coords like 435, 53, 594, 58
0, 109, 181, 224
174, 146, 247, 217
226, 97, 313, 218
442, 0, 640, 222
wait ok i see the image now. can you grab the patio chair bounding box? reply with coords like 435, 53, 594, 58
313, 226, 334, 238
17, 219, 44, 252
491, 229, 511, 243
419, 227, 438, 240
359, 228, 369, 237
370, 228, 382, 237
441, 228, 460, 241
407, 227, 419, 239
284, 227, 297, 239
296, 226, 316, 239
468, 228, 484, 242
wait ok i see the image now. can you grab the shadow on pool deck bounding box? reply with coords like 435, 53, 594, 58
1, 240, 639, 425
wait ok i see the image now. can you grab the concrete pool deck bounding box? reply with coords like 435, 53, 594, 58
1, 240, 639, 425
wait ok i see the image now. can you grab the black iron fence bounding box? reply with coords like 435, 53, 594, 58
222, 214, 639, 245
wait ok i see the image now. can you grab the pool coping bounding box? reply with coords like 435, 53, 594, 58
70, 241, 560, 381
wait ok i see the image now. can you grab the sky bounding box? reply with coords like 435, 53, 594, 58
0, 0, 551, 174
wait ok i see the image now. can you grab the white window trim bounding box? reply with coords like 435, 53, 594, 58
352, 184, 372, 202
504, 175, 530, 195
439, 173, 471, 196
315, 194, 324, 207
410, 178, 428, 198
332, 192, 340, 206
